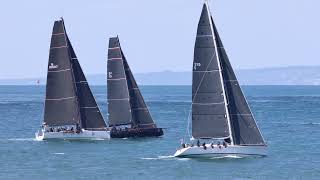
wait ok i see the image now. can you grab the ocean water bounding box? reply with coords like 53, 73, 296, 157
0, 85, 319, 179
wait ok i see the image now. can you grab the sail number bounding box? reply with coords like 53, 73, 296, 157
194, 63, 201, 70
108, 72, 113, 78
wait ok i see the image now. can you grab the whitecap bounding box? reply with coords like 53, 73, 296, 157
302, 122, 320, 126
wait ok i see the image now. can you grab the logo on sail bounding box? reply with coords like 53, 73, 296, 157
108, 72, 113, 78
49, 63, 59, 69
194, 63, 201, 70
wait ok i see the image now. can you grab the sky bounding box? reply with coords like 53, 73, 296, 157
0, 0, 319, 79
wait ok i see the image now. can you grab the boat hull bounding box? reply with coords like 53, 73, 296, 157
35, 129, 110, 141
174, 144, 267, 158
110, 128, 163, 138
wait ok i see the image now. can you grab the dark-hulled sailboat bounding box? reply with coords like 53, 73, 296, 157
107, 37, 163, 138
35, 19, 110, 140
174, 2, 266, 157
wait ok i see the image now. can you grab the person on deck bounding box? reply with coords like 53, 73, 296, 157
197, 140, 200, 147
202, 143, 207, 150
223, 141, 227, 148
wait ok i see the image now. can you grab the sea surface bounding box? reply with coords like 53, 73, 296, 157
0, 85, 319, 179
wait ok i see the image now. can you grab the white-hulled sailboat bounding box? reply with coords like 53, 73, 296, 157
35, 19, 110, 140
174, 2, 267, 158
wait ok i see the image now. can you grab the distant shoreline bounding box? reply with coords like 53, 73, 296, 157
2, 66, 320, 85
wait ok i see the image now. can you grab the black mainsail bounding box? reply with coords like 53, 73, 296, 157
192, 4, 231, 139
191, 3, 265, 145
44, 20, 81, 126
107, 37, 132, 126
107, 37, 157, 128
43, 19, 106, 130
67, 37, 107, 130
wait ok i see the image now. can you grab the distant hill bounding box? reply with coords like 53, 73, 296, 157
1, 66, 320, 85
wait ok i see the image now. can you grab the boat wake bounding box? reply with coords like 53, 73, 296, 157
141, 155, 175, 160
7, 138, 37, 142
210, 155, 244, 159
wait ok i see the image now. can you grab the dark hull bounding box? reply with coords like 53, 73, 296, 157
110, 128, 163, 138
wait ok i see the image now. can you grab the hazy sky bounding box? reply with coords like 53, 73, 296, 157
0, 0, 319, 78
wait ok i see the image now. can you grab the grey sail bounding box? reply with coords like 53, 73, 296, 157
107, 37, 132, 126
212, 18, 266, 145
192, 4, 230, 139
122, 53, 156, 128
67, 37, 107, 130
43, 20, 81, 126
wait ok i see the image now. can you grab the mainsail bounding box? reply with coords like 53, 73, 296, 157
212, 19, 265, 145
107, 37, 156, 128
44, 20, 81, 126
107, 37, 132, 126
67, 37, 107, 130
192, 4, 231, 139
122, 53, 156, 128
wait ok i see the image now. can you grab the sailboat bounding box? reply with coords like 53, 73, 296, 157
174, 2, 266, 157
35, 19, 110, 140
107, 37, 164, 138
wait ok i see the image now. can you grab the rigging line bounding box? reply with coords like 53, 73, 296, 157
186, 50, 217, 138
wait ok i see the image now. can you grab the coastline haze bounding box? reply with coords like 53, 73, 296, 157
2, 66, 320, 85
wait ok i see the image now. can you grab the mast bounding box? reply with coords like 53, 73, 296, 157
43, 19, 81, 126
205, 2, 234, 144
122, 51, 156, 128
107, 37, 132, 126
67, 37, 107, 130
191, 3, 231, 140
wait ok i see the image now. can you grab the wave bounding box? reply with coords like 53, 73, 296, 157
269, 121, 320, 126
148, 100, 192, 103
53, 153, 65, 155
250, 99, 284, 103
302, 122, 320, 126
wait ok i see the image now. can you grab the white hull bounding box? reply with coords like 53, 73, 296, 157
174, 144, 267, 158
35, 129, 110, 141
